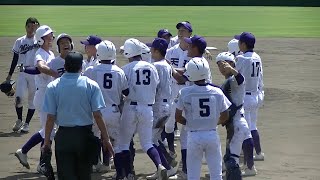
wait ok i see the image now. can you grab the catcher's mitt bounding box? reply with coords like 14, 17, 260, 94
0, 80, 15, 96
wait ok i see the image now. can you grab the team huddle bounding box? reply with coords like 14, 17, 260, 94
6, 17, 265, 180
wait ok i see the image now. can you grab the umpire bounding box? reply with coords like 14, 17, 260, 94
42, 51, 114, 179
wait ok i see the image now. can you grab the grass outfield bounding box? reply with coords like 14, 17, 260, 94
0, 6, 319, 37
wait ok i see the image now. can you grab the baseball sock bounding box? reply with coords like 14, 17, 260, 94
251, 130, 262, 154
158, 141, 173, 164
174, 122, 178, 131
122, 150, 132, 176
242, 138, 254, 169
129, 140, 135, 172
21, 132, 42, 154
114, 153, 124, 178
25, 109, 35, 124
16, 107, 23, 121
181, 149, 187, 173
166, 132, 175, 153
147, 147, 162, 168
154, 144, 171, 170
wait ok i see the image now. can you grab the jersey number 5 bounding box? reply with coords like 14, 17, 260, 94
199, 98, 210, 117
251, 62, 261, 77
103, 73, 112, 89
135, 69, 151, 85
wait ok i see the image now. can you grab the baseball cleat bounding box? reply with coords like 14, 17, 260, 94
15, 149, 30, 169
12, 119, 23, 132
20, 123, 29, 133
241, 166, 257, 176
126, 173, 135, 180
254, 152, 265, 161
158, 164, 168, 180
146, 172, 158, 180
167, 167, 178, 176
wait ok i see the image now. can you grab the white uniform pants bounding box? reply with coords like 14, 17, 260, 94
119, 102, 154, 152
15, 72, 36, 109
152, 101, 170, 146
187, 130, 222, 180
243, 93, 259, 131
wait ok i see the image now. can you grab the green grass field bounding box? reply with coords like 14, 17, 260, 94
0, 6, 319, 37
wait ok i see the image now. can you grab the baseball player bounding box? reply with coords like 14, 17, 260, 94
14, 31, 73, 176
216, 52, 254, 180
81, 35, 102, 71
146, 38, 178, 179
234, 32, 263, 175
175, 57, 231, 180
120, 41, 152, 63
156, 29, 179, 49
84, 40, 129, 177
226, 38, 256, 176
118, 38, 167, 180
7, 17, 40, 133
164, 22, 193, 166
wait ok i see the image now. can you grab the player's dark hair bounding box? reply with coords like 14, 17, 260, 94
25, 17, 39, 26
65, 51, 83, 73
157, 48, 166, 57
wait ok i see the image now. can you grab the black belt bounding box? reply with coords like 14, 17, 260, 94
59, 125, 92, 130
246, 92, 251, 95
130, 101, 152, 106
163, 99, 168, 102
241, 114, 244, 118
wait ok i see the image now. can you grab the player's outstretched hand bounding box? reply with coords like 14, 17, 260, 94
204, 49, 213, 61
102, 139, 115, 157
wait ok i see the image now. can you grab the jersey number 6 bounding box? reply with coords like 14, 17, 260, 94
103, 73, 112, 89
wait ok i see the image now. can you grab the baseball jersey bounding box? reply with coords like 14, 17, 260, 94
84, 63, 129, 106
221, 73, 245, 116
165, 43, 190, 68
82, 57, 100, 72
12, 35, 39, 66
153, 59, 172, 102
48, 56, 65, 77
34, 48, 55, 88
122, 60, 159, 104
176, 84, 231, 131
236, 51, 262, 93
168, 36, 179, 49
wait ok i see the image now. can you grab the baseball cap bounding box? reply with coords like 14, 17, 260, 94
65, 51, 83, 67
80, 35, 102, 46
25, 17, 39, 26
184, 35, 207, 52
176, 21, 193, 32
151, 38, 168, 52
234, 32, 255, 47
157, 29, 172, 38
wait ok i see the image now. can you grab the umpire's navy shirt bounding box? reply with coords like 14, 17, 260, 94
42, 72, 106, 127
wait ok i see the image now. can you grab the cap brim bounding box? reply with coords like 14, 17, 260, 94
183, 37, 192, 44
162, 32, 172, 37
145, 42, 152, 47
80, 40, 90, 45
234, 35, 241, 40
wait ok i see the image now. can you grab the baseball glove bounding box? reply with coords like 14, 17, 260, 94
0, 80, 15, 96
39, 146, 55, 180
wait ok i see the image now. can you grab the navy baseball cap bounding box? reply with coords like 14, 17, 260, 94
80, 35, 102, 46
151, 38, 168, 52
184, 35, 207, 52
234, 32, 255, 47
176, 21, 193, 32
157, 29, 172, 38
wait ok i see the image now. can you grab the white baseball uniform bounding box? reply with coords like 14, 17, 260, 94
119, 60, 159, 152
33, 48, 55, 139
221, 73, 252, 164
82, 56, 99, 72
165, 43, 190, 137
12, 35, 39, 109
176, 84, 231, 180
236, 51, 263, 131
152, 59, 172, 146
84, 63, 129, 153
48, 56, 66, 77
168, 35, 179, 49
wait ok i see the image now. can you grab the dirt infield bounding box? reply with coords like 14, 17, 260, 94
0, 36, 319, 180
